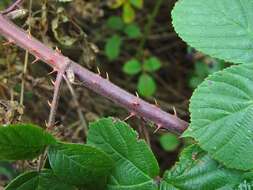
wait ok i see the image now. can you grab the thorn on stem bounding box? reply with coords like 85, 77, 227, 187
27, 30, 32, 39
124, 112, 136, 121
48, 69, 57, 75
96, 67, 101, 75
173, 106, 177, 117
3, 39, 14, 46
135, 92, 139, 98
31, 56, 40, 64
106, 72, 109, 80
154, 98, 159, 107
47, 100, 52, 107
50, 79, 55, 86
153, 124, 162, 133
55, 46, 61, 54
45, 120, 49, 128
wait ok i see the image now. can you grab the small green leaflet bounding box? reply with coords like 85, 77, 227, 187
48, 143, 114, 189
172, 0, 253, 64
130, 0, 143, 9
5, 170, 76, 190
143, 57, 162, 72
160, 145, 253, 190
105, 35, 122, 61
123, 3, 135, 23
106, 16, 124, 31
124, 23, 142, 38
0, 124, 56, 160
185, 64, 253, 170
87, 117, 159, 190
123, 58, 142, 75
159, 133, 179, 152
138, 74, 156, 97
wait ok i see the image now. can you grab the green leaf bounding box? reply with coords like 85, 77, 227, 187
138, 74, 156, 97
105, 35, 122, 61
123, 59, 142, 75
143, 57, 162, 72
194, 62, 209, 78
172, 0, 253, 64
5, 170, 76, 190
106, 16, 124, 31
184, 64, 253, 170
48, 143, 114, 189
188, 76, 204, 90
123, 3, 135, 23
124, 23, 142, 38
0, 124, 56, 161
110, 0, 125, 9
130, 0, 143, 9
87, 117, 159, 190
159, 133, 179, 152
160, 145, 253, 190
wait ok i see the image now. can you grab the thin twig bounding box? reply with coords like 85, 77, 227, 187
37, 147, 47, 172
139, 118, 151, 146
47, 71, 64, 129
137, 0, 164, 59
64, 76, 88, 136
0, 14, 188, 135
20, 0, 33, 106
37, 71, 65, 171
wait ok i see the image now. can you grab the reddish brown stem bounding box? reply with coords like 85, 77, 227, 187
47, 71, 64, 129
0, 14, 188, 135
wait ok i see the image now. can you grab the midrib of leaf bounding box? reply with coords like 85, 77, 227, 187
0, 133, 48, 149
17, 175, 38, 189
205, 1, 250, 34
57, 149, 88, 170
101, 136, 153, 181
223, 7, 253, 41
190, 103, 252, 136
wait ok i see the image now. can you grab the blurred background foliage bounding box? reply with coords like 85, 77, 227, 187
0, 0, 230, 187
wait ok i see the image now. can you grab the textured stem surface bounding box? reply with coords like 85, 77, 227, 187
0, 14, 188, 134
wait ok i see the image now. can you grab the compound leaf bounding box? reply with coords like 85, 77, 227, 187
0, 124, 56, 161
48, 143, 114, 189
160, 145, 253, 190
5, 169, 76, 190
172, 0, 253, 64
184, 64, 253, 170
87, 117, 159, 190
